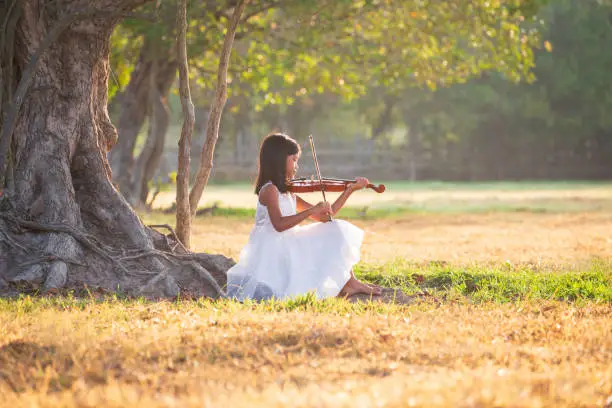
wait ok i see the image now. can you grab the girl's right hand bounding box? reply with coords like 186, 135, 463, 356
312, 201, 332, 218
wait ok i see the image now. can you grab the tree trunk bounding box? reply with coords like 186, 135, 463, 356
129, 59, 177, 207
237, 109, 255, 166
175, 0, 195, 248
110, 39, 176, 202
132, 90, 170, 207
110, 40, 153, 191
286, 101, 310, 139
189, 0, 248, 215
371, 94, 396, 140
0, 0, 230, 299
403, 115, 423, 181
231, 96, 254, 167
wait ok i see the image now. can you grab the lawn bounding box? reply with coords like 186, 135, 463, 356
1, 182, 610, 407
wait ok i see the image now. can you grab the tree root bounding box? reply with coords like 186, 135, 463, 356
0, 210, 230, 299
147, 224, 188, 253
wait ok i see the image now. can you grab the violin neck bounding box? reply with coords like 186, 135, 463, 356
293, 176, 355, 183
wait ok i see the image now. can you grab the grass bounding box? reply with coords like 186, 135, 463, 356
0, 296, 610, 407
158, 201, 608, 220
1, 182, 611, 407
151, 180, 612, 214
355, 259, 612, 304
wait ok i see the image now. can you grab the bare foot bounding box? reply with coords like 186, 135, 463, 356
339, 277, 382, 298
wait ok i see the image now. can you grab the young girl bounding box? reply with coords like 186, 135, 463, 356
226, 133, 382, 301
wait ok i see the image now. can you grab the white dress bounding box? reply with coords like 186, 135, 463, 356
226, 181, 364, 300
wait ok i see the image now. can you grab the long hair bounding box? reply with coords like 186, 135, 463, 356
255, 133, 300, 194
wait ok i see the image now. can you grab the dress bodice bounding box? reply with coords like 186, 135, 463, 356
255, 181, 297, 228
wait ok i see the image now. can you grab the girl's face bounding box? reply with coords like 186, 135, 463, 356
286, 153, 300, 179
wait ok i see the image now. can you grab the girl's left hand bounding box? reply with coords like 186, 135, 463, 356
351, 177, 369, 191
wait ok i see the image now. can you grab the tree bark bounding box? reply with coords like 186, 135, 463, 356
0, 0, 231, 299
175, 0, 194, 248
189, 0, 248, 215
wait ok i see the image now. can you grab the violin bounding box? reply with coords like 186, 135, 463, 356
287, 177, 386, 194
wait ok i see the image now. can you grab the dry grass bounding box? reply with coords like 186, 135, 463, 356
141, 211, 612, 266
1, 183, 611, 407
1, 300, 610, 407
145, 182, 612, 264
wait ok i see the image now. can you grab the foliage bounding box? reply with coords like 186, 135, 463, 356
391, 0, 612, 180
214, 0, 611, 181
110, 0, 544, 106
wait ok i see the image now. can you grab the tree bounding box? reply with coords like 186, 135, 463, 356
108, 0, 279, 209
0, 0, 228, 298
388, 0, 612, 180
0, 0, 548, 298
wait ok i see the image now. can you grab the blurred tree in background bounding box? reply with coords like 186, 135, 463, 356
107, 0, 611, 196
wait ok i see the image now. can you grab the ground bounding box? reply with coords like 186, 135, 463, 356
151, 181, 612, 265
0, 182, 610, 407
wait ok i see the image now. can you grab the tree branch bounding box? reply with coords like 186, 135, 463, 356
189, 0, 248, 215
175, 0, 195, 249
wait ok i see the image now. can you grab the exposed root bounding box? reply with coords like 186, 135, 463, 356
148, 224, 188, 253
0, 206, 231, 299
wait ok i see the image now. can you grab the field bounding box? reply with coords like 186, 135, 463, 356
1, 182, 611, 407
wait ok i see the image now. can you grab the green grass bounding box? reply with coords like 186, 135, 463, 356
355, 259, 612, 304
189, 205, 418, 219
171, 199, 607, 220
2, 260, 609, 309
375, 180, 612, 191
0, 293, 411, 316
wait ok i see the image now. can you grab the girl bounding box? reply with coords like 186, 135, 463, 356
226, 133, 382, 301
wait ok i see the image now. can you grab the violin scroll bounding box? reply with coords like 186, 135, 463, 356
368, 183, 386, 193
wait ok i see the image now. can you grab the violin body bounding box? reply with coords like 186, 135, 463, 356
287, 177, 386, 194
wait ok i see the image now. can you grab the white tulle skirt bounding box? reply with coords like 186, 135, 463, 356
226, 220, 364, 300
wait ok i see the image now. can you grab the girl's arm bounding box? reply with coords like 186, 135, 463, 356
296, 177, 369, 218
296, 195, 329, 222
260, 185, 330, 232
329, 186, 356, 215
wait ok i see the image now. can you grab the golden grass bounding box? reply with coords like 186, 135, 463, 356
1, 301, 610, 407
141, 211, 612, 266
144, 183, 612, 265
1, 185, 610, 406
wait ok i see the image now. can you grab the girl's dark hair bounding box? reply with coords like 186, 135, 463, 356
255, 133, 300, 194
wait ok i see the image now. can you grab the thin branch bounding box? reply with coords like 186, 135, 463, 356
175, 0, 195, 248
189, 0, 248, 215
